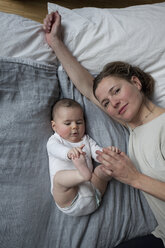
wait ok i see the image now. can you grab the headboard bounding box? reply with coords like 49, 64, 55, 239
0, 0, 164, 22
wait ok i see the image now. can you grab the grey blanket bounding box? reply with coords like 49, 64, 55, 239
0, 57, 157, 248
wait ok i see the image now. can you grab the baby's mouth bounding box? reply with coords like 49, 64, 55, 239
72, 132, 78, 136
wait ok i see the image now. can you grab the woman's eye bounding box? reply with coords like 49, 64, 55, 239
114, 88, 120, 94
104, 101, 109, 108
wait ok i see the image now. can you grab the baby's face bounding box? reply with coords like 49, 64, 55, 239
52, 107, 85, 143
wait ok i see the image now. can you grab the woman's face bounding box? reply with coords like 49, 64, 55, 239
95, 76, 143, 125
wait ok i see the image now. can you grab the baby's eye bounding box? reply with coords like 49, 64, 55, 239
76, 121, 83, 125
64, 122, 70, 125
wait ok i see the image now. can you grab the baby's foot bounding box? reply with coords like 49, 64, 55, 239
94, 165, 112, 182
72, 155, 92, 181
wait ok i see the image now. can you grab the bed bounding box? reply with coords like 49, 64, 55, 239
0, 1, 165, 248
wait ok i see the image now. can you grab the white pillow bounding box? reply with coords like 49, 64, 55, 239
0, 12, 57, 65
48, 2, 165, 107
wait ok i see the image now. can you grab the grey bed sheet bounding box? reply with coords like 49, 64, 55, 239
0, 57, 157, 248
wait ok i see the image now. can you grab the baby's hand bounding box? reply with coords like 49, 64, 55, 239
43, 11, 62, 47
107, 146, 121, 154
67, 145, 86, 160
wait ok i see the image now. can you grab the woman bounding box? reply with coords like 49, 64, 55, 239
43, 11, 165, 247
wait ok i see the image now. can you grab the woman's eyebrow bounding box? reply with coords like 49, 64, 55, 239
101, 87, 115, 105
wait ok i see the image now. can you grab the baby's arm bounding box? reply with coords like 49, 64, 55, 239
47, 137, 71, 161
88, 135, 120, 161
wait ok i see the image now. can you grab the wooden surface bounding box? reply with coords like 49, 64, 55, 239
0, 0, 164, 23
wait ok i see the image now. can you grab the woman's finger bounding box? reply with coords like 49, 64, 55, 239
43, 12, 55, 29
49, 12, 54, 21
103, 148, 121, 160
97, 149, 119, 163
96, 153, 115, 170
101, 166, 113, 176
43, 18, 51, 32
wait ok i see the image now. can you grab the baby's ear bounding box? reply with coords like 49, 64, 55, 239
51, 120, 56, 131
131, 76, 142, 90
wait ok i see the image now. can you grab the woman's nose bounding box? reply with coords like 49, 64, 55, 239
111, 97, 120, 108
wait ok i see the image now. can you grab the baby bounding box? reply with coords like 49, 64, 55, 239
47, 98, 120, 216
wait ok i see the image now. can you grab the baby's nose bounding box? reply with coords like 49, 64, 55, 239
71, 122, 77, 129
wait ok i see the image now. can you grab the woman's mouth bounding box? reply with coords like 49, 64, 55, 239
119, 104, 128, 115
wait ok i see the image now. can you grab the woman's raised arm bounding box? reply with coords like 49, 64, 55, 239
43, 11, 100, 107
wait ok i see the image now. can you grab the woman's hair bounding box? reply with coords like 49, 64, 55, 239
93, 61, 155, 99
51, 98, 83, 120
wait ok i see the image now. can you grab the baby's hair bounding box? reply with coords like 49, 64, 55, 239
51, 98, 83, 120
93, 61, 155, 99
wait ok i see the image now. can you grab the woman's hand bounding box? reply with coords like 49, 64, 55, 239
96, 147, 140, 187
97, 147, 165, 201
43, 11, 62, 47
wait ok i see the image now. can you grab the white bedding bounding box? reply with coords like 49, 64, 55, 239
0, 2, 165, 108
0, 12, 57, 65
48, 2, 165, 108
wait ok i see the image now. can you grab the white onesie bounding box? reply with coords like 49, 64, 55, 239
47, 132, 102, 216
